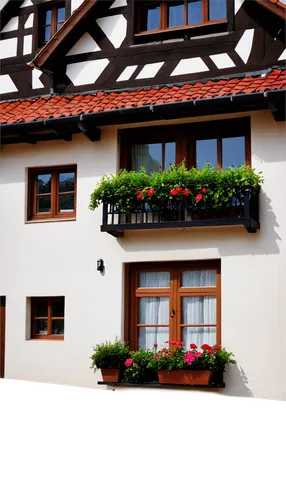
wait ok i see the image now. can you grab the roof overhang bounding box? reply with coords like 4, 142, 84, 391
1, 89, 285, 145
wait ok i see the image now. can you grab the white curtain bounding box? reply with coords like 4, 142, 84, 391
131, 144, 162, 174
182, 270, 216, 287
139, 271, 170, 288
182, 296, 216, 347
138, 297, 169, 350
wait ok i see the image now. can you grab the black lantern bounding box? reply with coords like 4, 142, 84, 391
97, 259, 104, 272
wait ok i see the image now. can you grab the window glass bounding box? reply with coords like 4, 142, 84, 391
182, 270, 216, 287
141, 4, 160, 31
35, 301, 48, 317
52, 299, 64, 318
182, 296, 216, 324
44, 26, 51, 42
35, 320, 48, 335
59, 194, 75, 212
222, 136, 245, 169
52, 320, 64, 335
165, 142, 176, 170
139, 272, 170, 288
59, 172, 75, 192
209, 0, 227, 21
36, 196, 51, 213
57, 7, 65, 23
132, 143, 162, 174
32, 298, 65, 339
45, 10, 52, 24
196, 139, 217, 169
168, 2, 184, 28
188, 0, 202, 25
182, 326, 216, 347
37, 174, 51, 194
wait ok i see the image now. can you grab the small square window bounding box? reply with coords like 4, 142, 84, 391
28, 166, 76, 221
38, 3, 66, 48
31, 297, 65, 340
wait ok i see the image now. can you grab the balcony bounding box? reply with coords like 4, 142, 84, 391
101, 190, 260, 237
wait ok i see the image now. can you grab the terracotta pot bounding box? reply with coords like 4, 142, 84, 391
100, 368, 121, 383
158, 370, 211, 386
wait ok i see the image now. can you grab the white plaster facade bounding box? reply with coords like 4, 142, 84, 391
0, 110, 286, 400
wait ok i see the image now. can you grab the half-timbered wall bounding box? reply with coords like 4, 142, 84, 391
1, 0, 285, 100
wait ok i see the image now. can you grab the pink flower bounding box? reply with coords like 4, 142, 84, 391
168, 351, 173, 356
154, 343, 158, 348
201, 188, 207, 193
195, 194, 203, 201
125, 358, 133, 367
195, 352, 202, 358
133, 363, 137, 367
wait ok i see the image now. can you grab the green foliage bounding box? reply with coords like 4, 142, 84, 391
90, 337, 130, 372
123, 350, 157, 383
89, 163, 264, 212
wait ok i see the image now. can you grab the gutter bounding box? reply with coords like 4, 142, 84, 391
1, 89, 285, 135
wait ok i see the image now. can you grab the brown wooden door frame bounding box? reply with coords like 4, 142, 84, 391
0, 296, 6, 379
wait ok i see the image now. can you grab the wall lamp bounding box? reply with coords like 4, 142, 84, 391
97, 259, 105, 273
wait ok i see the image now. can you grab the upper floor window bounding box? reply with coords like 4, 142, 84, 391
137, 0, 227, 34
38, 2, 66, 47
28, 165, 77, 221
120, 118, 250, 174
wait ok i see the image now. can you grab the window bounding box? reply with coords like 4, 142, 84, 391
31, 297, 65, 340
120, 118, 250, 174
136, 0, 227, 34
28, 165, 76, 221
38, 3, 66, 47
126, 261, 220, 351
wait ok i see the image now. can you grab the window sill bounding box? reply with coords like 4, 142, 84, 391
98, 381, 225, 389
133, 20, 228, 44
26, 217, 76, 224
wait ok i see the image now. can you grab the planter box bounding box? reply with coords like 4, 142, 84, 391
100, 368, 121, 383
158, 370, 211, 386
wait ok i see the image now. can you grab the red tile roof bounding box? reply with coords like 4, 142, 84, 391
1, 69, 285, 125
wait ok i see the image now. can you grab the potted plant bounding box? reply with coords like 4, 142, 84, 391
123, 349, 158, 384
147, 342, 235, 386
90, 338, 130, 383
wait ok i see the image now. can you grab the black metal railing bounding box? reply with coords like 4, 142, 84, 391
101, 189, 260, 237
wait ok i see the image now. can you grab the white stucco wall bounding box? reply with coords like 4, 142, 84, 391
0, 110, 285, 400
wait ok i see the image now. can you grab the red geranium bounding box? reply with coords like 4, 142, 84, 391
201, 188, 207, 193
215, 346, 221, 351
195, 194, 203, 201
147, 189, 154, 196
176, 187, 182, 194
170, 188, 178, 196
183, 189, 190, 196
154, 343, 158, 348
190, 343, 197, 349
201, 344, 210, 350
137, 193, 144, 200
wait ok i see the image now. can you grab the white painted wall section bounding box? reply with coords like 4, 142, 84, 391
67, 33, 101, 56
117, 65, 138, 82
210, 53, 236, 69
71, 0, 85, 12
235, 29, 254, 64
0, 74, 18, 94
32, 68, 44, 89
278, 48, 286, 61
136, 62, 164, 79
23, 35, 33, 55
66, 59, 109, 86
24, 14, 34, 29
0, 38, 17, 59
171, 57, 209, 76
20, 0, 33, 7
96, 15, 127, 49
1, 16, 19, 33
234, 0, 245, 14
110, 0, 127, 8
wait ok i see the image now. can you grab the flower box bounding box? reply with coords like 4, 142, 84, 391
158, 369, 211, 386
100, 368, 121, 383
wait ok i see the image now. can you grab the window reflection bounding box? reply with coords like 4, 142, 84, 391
188, 0, 202, 25
132, 142, 176, 174
209, 0, 227, 21
222, 136, 245, 169
168, 2, 184, 27
196, 139, 217, 169
141, 4, 160, 31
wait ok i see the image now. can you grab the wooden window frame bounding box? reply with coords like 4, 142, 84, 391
125, 261, 221, 351
28, 165, 77, 221
31, 297, 65, 340
37, 2, 66, 49
130, 0, 233, 44
0, 297, 6, 378
120, 117, 251, 172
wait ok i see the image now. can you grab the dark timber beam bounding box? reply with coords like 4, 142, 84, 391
77, 120, 101, 142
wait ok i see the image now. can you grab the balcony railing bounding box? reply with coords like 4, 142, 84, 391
101, 190, 260, 237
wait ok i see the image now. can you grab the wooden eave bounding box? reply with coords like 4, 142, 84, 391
256, 0, 286, 20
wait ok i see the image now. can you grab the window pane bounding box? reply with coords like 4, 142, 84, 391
52, 299, 64, 318
57, 7, 65, 23
37, 174, 51, 194
165, 142, 176, 170
44, 26, 51, 42
182, 296, 216, 324
59, 172, 75, 192
209, 0, 227, 21
168, 2, 184, 27
138, 326, 168, 350
182, 270, 216, 287
35, 301, 48, 317
188, 0, 202, 25
132, 143, 162, 174
196, 139, 217, 169
222, 136, 245, 169
52, 319, 64, 335
141, 4, 160, 31
139, 297, 169, 324
45, 10, 52, 24
35, 320, 48, 335
182, 326, 216, 347
36, 195, 51, 213
59, 194, 74, 212
139, 272, 170, 288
